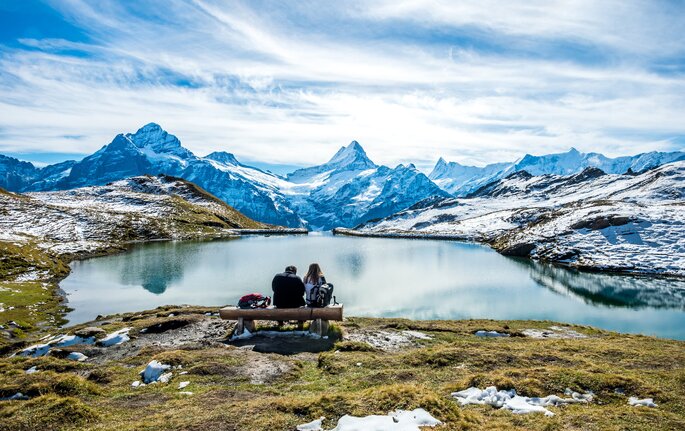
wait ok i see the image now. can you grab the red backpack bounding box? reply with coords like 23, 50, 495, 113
237, 293, 271, 309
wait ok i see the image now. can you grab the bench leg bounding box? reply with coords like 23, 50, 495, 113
235, 317, 244, 336
309, 319, 329, 337
297, 321, 304, 331
234, 318, 256, 337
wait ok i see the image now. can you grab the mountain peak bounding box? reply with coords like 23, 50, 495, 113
125, 123, 194, 159
138, 122, 163, 133
205, 151, 240, 166
326, 140, 376, 169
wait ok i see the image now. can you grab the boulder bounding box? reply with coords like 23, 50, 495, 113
74, 327, 106, 339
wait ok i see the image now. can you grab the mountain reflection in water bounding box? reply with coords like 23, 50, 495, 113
528, 262, 685, 310
60, 235, 685, 339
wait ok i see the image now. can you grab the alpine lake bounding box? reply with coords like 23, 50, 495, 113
60, 233, 685, 340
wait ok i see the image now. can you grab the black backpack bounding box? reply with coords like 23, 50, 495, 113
309, 283, 335, 308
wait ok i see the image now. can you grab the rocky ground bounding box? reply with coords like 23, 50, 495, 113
0, 308, 683, 430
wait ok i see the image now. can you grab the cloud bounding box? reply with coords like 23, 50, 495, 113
0, 0, 683, 171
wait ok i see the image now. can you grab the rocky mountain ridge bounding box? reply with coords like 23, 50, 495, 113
430, 147, 685, 196
0, 124, 446, 229
353, 161, 685, 276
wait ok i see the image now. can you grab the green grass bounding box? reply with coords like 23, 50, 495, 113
0, 313, 682, 430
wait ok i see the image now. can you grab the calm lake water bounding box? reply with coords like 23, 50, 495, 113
60, 233, 685, 339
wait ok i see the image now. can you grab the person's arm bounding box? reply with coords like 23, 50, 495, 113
272, 276, 278, 293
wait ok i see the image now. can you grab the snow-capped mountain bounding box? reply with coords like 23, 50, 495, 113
353, 161, 685, 276
285, 142, 449, 228
0, 124, 446, 229
4, 124, 303, 227
0, 154, 75, 192
430, 147, 685, 196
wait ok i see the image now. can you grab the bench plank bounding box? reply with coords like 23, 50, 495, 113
220, 305, 343, 321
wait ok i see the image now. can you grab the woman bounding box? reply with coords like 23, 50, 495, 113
303, 263, 326, 305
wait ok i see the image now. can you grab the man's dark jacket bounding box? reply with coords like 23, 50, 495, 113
272, 271, 306, 308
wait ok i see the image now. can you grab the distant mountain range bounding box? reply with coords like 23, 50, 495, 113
1, 123, 683, 229
430, 147, 685, 196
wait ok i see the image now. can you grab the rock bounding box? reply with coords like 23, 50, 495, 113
74, 327, 106, 339
571, 216, 632, 230
500, 242, 536, 257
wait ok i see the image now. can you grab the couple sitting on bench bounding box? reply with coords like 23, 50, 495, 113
272, 263, 332, 308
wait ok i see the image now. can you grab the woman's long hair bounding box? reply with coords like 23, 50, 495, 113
304, 263, 324, 285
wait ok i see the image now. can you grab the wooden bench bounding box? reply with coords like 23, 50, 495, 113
219, 305, 343, 336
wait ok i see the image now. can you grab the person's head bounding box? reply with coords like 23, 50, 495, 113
304, 263, 323, 284
285, 265, 297, 274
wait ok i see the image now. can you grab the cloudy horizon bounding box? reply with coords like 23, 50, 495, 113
1, 0, 684, 172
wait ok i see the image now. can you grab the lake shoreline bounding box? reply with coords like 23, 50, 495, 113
0, 228, 308, 353
332, 227, 685, 280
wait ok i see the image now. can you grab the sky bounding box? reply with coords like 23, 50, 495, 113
0, 0, 684, 172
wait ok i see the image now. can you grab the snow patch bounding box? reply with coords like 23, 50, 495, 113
628, 397, 657, 407
297, 409, 441, 431
475, 330, 510, 337
67, 352, 88, 362
99, 328, 131, 346
451, 386, 593, 417
140, 360, 172, 384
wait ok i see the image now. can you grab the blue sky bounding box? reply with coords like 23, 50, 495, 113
1, 0, 684, 172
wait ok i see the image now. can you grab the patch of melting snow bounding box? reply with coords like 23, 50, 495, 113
628, 397, 657, 407
451, 386, 593, 417
67, 352, 88, 362
297, 417, 325, 431
296, 409, 441, 431
475, 330, 510, 337
178, 381, 190, 390
18, 334, 96, 357
25, 366, 39, 374
140, 360, 172, 384
99, 328, 131, 346
522, 326, 587, 339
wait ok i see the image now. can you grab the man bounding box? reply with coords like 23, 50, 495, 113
271, 265, 306, 308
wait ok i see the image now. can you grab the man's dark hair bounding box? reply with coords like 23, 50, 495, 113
285, 265, 297, 274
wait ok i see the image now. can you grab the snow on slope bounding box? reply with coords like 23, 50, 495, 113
0, 127, 446, 229
0, 175, 267, 256
358, 162, 685, 276
285, 143, 449, 228
430, 147, 685, 196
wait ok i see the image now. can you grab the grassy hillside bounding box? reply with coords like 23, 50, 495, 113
0, 310, 682, 430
